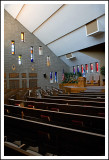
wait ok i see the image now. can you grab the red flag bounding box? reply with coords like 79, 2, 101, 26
62, 69, 65, 81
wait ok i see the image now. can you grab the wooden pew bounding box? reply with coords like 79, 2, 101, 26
4, 104, 105, 134
44, 95, 105, 102
58, 93, 105, 98
4, 115, 105, 156
26, 97, 105, 107
8, 99, 105, 117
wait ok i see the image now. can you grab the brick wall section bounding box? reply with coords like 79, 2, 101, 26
4, 10, 69, 89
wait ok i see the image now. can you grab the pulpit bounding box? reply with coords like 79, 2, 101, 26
78, 77, 86, 87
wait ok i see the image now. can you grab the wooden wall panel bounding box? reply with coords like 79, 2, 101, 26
22, 79, 27, 88
9, 80, 19, 89
4, 80, 7, 89
29, 73, 37, 78
29, 79, 37, 88
4, 73, 6, 79
22, 73, 26, 78
9, 73, 19, 78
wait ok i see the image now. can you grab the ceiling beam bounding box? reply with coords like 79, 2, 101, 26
16, 4, 26, 19
46, 14, 105, 46
32, 4, 66, 34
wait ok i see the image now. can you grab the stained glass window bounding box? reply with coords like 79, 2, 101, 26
11, 41, 15, 55
81, 65, 83, 74
73, 66, 75, 74
21, 32, 24, 42
18, 55, 22, 65
77, 65, 79, 72
85, 64, 88, 73
30, 46, 34, 62
47, 56, 50, 66
96, 62, 98, 72
50, 72, 53, 83
39, 46, 43, 55
90, 63, 93, 72
55, 72, 58, 83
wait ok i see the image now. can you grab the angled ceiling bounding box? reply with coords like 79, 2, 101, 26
4, 4, 105, 57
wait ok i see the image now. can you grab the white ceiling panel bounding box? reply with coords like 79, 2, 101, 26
17, 4, 63, 32
48, 24, 105, 57
4, 4, 24, 19
33, 4, 105, 45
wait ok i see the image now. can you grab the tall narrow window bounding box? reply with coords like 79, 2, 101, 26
96, 62, 98, 72
55, 72, 58, 83
81, 65, 83, 74
85, 64, 88, 73
21, 32, 24, 42
18, 55, 22, 65
39, 46, 43, 55
11, 41, 15, 55
47, 56, 50, 66
50, 72, 53, 83
77, 65, 79, 72
90, 63, 93, 72
73, 66, 75, 74
30, 46, 34, 62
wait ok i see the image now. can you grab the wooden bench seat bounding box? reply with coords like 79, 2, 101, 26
26, 97, 105, 107
8, 99, 105, 117
58, 93, 105, 98
4, 104, 105, 134
44, 95, 105, 102
4, 115, 105, 156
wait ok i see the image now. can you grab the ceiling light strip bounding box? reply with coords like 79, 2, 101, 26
16, 4, 26, 19
32, 4, 66, 34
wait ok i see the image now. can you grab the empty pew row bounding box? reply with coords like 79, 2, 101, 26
4, 104, 105, 134
58, 93, 105, 98
4, 115, 105, 156
8, 99, 105, 117
44, 95, 105, 102
26, 97, 105, 107
4, 122, 54, 156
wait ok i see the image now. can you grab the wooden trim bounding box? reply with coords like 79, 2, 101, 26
32, 4, 66, 34
9, 73, 19, 78
16, 4, 26, 19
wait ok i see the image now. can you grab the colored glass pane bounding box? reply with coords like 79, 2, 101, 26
81, 65, 83, 74
21, 32, 24, 42
73, 66, 75, 74
96, 62, 98, 72
90, 63, 93, 72
85, 64, 88, 73
30, 47, 34, 62
55, 72, 58, 83
11, 41, 15, 55
77, 65, 79, 72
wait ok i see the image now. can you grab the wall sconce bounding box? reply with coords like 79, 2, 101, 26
43, 73, 47, 78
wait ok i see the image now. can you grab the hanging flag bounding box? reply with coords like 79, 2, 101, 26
62, 69, 65, 81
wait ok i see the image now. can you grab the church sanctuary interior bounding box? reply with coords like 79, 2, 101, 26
4, 3, 106, 157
